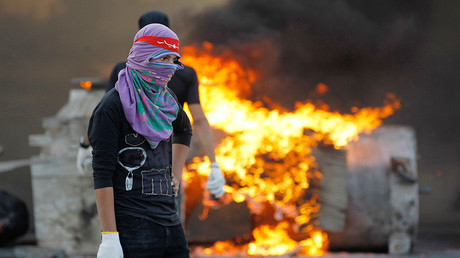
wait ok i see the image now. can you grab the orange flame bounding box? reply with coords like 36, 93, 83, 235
248, 222, 298, 256
181, 42, 400, 256
80, 81, 92, 90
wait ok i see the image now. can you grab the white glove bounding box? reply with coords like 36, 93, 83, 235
97, 232, 123, 258
77, 146, 93, 175
206, 162, 226, 198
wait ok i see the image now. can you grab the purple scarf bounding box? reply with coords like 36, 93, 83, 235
115, 24, 184, 149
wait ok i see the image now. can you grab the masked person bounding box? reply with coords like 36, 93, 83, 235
106, 11, 226, 210
88, 23, 192, 258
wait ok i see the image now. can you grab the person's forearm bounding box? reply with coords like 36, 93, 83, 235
95, 187, 117, 232
193, 118, 216, 163
188, 104, 216, 163
172, 143, 190, 180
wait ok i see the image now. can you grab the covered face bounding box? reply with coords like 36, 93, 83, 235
126, 23, 183, 87
115, 23, 184, 149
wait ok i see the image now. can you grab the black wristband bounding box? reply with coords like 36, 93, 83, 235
80, 136, 90, 149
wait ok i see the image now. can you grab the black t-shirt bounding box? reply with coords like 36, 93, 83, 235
88, 88, 192, 226
107, 62, 200, 107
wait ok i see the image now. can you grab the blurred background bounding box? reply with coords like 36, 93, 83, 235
0, 0, 458, 253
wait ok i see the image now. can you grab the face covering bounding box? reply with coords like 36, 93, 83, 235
141, 49, 183, 87
115, 23, 184, 149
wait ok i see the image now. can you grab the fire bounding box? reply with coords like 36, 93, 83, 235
180, 42, 400, 256
79, 80, 92, 90
248, 222, 298, 256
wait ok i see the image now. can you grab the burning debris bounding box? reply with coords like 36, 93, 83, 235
179, 44, 403, 256
175, 3, 428, 255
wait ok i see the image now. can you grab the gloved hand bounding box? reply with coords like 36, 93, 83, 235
97, 232, 123, 258
206, 162, 226, 198
77, 146, 93, 175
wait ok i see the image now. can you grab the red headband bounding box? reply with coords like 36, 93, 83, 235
134, 36, 180, 53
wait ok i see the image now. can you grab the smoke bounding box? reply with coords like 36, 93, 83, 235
183, 0, 460, 225
185, 0, 431, 110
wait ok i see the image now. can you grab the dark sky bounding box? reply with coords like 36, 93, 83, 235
0, 0, 459, 226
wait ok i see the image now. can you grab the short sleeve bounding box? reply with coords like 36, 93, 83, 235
184, 66, 200, 105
